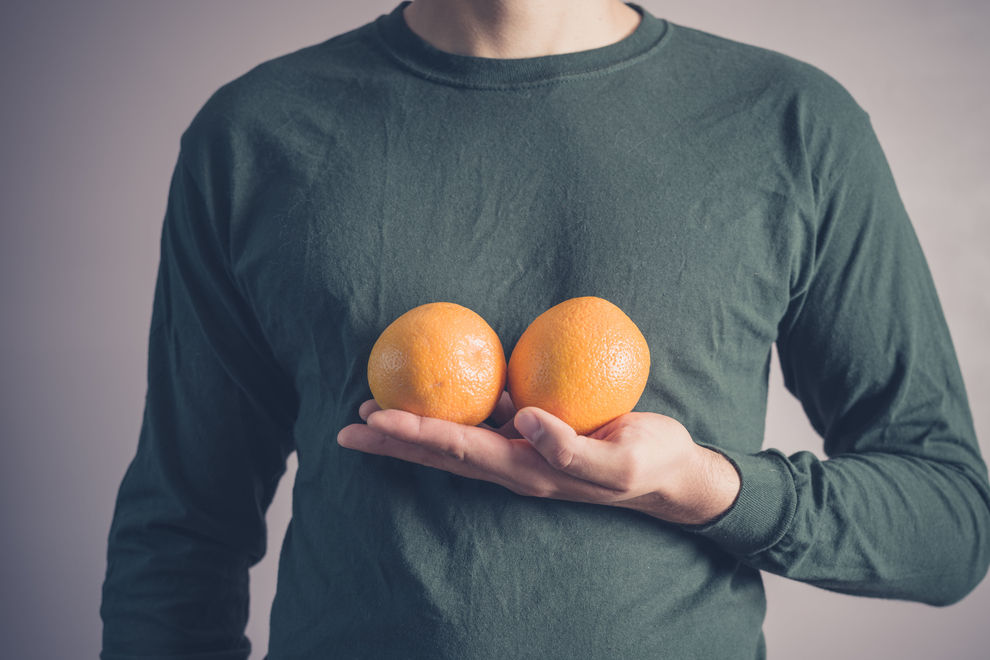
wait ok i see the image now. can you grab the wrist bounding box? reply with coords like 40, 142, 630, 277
624, 445, 741, 525
687, 446, 742, 525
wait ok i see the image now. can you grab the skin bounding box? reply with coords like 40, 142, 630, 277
402, 0, 643, 59
338, 0, 742, 526
339, 392, 741, 526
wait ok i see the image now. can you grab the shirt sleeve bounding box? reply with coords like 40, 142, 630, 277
100, 151, 297, 658
689, 112, 990, 606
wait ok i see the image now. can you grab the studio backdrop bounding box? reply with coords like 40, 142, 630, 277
0, 2, 987, 658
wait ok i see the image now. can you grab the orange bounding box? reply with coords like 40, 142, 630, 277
367, 302, 506, 426
507, 296, 650, 435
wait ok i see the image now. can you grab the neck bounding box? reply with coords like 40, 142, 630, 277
402, 0, 641, 59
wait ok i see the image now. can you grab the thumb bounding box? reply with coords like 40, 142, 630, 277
514, 407, 583, 472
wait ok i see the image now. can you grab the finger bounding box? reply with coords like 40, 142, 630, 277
366, 408, 474, 461
337, 410, 546, 492
513, 407, 629, 491
362, 408, 552, 488
345, 404, 636, 501
338, 420, 499, 484
359, 399, 382, 421
358, 409, 615, 501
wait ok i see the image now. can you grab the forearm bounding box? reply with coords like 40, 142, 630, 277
102, 516, 253, 657
103, 150, 295, 656
620, 445, 741, 526
688, 446, 990, 605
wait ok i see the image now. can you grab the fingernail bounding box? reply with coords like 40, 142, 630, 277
514, 410, 541, 440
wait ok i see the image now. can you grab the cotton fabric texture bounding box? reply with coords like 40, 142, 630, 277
101, 3, 990, 659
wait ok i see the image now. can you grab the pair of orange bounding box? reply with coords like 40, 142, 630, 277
367, 297, 650, 436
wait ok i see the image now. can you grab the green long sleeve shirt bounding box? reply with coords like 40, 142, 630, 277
102, 3, 990, 659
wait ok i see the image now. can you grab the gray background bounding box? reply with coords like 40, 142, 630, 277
1, 1, 987, 658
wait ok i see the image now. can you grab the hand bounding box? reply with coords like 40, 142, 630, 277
337, 393, 740, 525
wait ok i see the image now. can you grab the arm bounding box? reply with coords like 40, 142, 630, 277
338, 114, 990, 606
340, 397, 739, 525
688, 116, 990, 605
101, 153, 296, 658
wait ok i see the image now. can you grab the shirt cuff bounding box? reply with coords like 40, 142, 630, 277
681, 446, 797, 557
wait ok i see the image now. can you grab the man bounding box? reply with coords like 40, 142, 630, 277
101, 1, 990, 658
